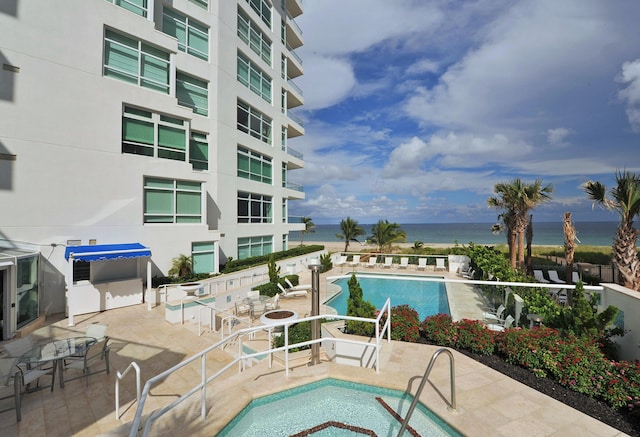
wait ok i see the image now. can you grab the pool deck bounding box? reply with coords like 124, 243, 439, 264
0, 265, 628, 436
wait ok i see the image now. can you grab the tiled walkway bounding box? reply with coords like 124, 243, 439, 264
0, 266, 628, 436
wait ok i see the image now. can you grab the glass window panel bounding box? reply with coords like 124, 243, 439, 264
158, 125, 186, 150
238, 153, 249, 172
177, 180, 201, 190
192, 252, 214, 273
145, 190, 173, 214
176, 191, 201, 215
145, 177, 173, 189
123, 118, 154, 144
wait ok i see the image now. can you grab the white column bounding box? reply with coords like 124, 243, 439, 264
67, 255, 75, 326
146, 258, 154, 310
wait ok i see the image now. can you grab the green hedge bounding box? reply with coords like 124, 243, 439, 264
222, 245, 324, 274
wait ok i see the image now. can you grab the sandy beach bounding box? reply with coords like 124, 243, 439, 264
294, 241, 459, 253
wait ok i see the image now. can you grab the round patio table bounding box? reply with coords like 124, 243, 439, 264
19, 336, 97, 389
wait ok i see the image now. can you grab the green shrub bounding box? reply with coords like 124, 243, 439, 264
222, 245, 325, 273
345, 274, 376, 336
272, 321, 311, 352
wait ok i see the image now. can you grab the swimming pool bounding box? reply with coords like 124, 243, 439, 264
217, 378, 461, 436
327, 274, 450, 320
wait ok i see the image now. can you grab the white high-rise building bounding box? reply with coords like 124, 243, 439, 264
0, 0, 305, 338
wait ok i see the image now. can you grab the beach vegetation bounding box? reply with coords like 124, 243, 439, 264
584, 170, 640, 291
368, 219, 407, 253
168, 254, 193, 279
335, 217, 366, 252
319, 252, 333, 272
488, 178, 553, 271
300, 216, 316, 246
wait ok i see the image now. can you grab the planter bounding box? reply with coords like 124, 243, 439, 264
260, 309, 299, 325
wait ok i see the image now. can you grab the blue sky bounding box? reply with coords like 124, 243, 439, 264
287, 0, 640, 225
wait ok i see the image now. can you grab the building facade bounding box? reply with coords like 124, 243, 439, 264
0, 0, 305, 338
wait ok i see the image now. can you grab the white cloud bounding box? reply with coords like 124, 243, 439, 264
546, 128, 572, 146
617, 58, 640, 132
299, 55, 356, 111
406, 59, 440, 75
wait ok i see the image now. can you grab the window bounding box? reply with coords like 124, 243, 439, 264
282, 162, 286, 188
238, 235, 273, 259
238, 191, 272, 223
237, 52, 272, 103
237, 100, 272, 144
122, 106, 188, 162
237, 9, 271, 64
162, 8, 209, 61
237, 147, 272, 183
72, 261, 91, 282
246, 0, 271, 28
17, 256, 39, 328
177, 72, 209, 116
106, 0, 148, 17
192, 242, 215, 274
282, 198, 287, 223
190, 132, 209, 171
281, 126, 287, 151
189, 0, 208, 10
282, 234, 288, 251
104, 29, 170, 94
144, 177, 202, 223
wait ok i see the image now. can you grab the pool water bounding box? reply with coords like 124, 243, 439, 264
217, 378, 461, 436
327, 275, 449, 320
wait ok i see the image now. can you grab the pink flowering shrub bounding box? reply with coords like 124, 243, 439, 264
386, 304, 421, 342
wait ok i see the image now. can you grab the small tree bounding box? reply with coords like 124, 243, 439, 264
300, 216, 316, 246
267, 254, 280, 284
345, 273, 376, 336
168, 254, 192, 279
336, 217, 366, 252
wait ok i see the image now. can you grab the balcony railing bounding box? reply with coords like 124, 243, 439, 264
287, 78, 303, 96
287, 110, 303, 127
287, 146, 303, 160
286, 43, 303, 65
287, 13, 303, 37
286, 181, 304, 192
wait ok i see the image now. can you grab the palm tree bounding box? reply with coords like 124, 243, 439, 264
488, 179, 553, 270
335, 217, 366, 252
369, 220, 407, 253
168, 254, 192, 279
584, 170, 640, 291
300, 216, 315, 246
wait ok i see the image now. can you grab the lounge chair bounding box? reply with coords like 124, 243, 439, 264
285, 278, 311, 291
277, 282, 307, 298
462, 268, 474, 279
365, 256, 377, 268
383, 257, 393, 268
533, 270, 550, 283
548, 270, 566, 284
265, 293, 280, 311
482, 304, 505, 322
398, 257, 409, 269
416, 258, 427, 271
435, 258, 446, 271
557, 290, 568, 306
334, 255, 348, 267
487, 315, 515, 332
350, 255, 361, 267
571, 271, 580, 284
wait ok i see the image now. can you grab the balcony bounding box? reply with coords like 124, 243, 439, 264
287, 110, 304, 137
285, 15, 303, 49
285, 0, 303, 19
286, 78, 303, 108
286, 181, 304, 192
285, 44, 303, 79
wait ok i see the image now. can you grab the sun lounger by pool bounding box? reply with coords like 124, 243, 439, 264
487, 315, 514, 332
285, 278, 311, 291
533, 270, 550, 283
350, 255, 361, 267
548, 270, 566, 284
383, 257, 393, 268
277, 282, 307, 298
435, 258, 446, 271
334, 255, 347, 267
416, 258, 427, 270
571, 271, 580, 284
365, 256, 377, 268
398, 257, 409, 269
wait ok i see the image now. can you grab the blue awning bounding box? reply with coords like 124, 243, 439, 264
64, 243, 151, 262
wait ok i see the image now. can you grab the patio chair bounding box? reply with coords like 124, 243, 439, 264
285, 278, 311, 291
548, 270, 566, 284
416, 258, 427, 271
383, 257, 393, 268
482, 304, 505, 322
487, 315, 515, 332
365, 256, 378, 268
435, 258, 446, 271
265, 293, 280, 311
277, 282, 307, 298
557, 290, 568, 306
0, 357, 22, 421
398, 257, 409, 269
350, 255, 361, 267
533, 270, 550, 283
63, 334, 111, 386
235, 300, 251, 317
1, 337, 54, 392
571, 271, 580, 284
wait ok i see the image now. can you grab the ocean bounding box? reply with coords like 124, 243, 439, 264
289, 222, 626, 247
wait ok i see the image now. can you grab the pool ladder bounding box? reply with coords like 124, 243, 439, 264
397, 348, 456, 437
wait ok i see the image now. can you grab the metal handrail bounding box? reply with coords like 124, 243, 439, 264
397, 348, 456, 436
128, 307, 391, 436
115, 362, 141, 420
